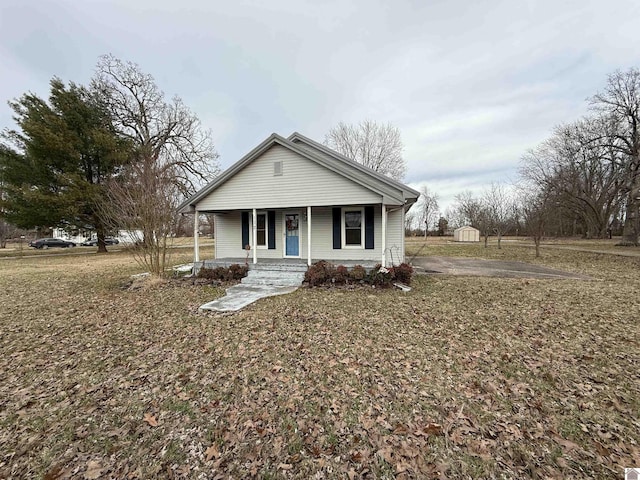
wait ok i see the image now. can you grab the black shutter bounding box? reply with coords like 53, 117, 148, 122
332, 207, 341, 249
241, 212, 249, 249
365, 206, 374, 249
267, 211, 276, 249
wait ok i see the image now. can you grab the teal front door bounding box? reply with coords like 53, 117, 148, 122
285, 214, 299, 257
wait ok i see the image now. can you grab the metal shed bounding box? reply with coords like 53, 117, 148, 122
454, 226, 480, 242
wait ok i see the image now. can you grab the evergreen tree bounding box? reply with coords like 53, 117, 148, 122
0, 78, 127, 251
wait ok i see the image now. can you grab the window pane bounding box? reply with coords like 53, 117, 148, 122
345, 228, 361, 245
345, 211, 361, 228
256, 214, 266, 246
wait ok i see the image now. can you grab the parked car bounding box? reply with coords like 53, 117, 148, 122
81, 237, 120, 246
28, 238, 76, 249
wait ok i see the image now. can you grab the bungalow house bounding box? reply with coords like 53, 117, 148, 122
178, 132, 420, 268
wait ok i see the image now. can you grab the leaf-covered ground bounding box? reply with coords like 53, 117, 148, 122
1, 243, 639, 479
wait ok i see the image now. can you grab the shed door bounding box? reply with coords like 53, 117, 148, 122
284, 213, 300, 257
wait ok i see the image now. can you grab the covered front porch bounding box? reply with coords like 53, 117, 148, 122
192, 204, 402, 268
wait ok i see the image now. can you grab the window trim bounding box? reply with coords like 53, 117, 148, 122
341, 207, 364, 249
253, 212, 269, 249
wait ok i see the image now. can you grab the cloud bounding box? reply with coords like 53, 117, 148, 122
1, 0, 640, 212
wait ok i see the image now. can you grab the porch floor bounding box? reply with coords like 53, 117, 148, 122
197, 258, 380, 271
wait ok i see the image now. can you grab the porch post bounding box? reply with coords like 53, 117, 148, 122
213, 214, 217, 260
307, 206, 312, 266
194, 210, 200, 263
400, 206, 405, 262
252, 208, 257, 264
381, 204, 386, 267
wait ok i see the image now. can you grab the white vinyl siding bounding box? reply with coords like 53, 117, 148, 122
214, 213, 242, 259
385, 207, 404, 265
309, 207, 381, 262
196, 145, 382, 211
214, 206, 405, 264
215, 211, 287, 259
293, 141, 406, 204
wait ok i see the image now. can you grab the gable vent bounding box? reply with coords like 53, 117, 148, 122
273, 161, 283, 176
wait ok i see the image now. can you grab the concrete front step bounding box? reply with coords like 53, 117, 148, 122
241, 269, 305, 287
199, 268, 305, 312
249, 263, 308, 273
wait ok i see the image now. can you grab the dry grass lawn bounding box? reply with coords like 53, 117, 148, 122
1, 241, 639, 479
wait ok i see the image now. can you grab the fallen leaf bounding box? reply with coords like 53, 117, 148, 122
84, 460, 102, 480
552, 435, 580, 451
205, 443, 220, 461
143, 412, 158, 427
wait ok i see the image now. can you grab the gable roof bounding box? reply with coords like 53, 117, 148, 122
288, 132, 420, 201
178, 132, 420, 213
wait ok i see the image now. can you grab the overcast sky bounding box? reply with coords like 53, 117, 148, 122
2, 0, 640, 211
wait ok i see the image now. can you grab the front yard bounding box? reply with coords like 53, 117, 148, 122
0, 242, 638, 478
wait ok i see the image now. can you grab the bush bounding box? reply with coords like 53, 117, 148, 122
334, 265, 349, 284
392, 262, 414, 285
350, 265, 367, 282
304, 260, 332, 286
368, 264, 394, 288
197, 264, 247, 281
303, 262, 410, 288
228, 263, 248, 280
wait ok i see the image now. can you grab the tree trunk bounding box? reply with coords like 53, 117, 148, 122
484, 233, 488, 248
534, 236, 541, 258
497, 232, 502, 249
94, 215, 108, 253
618, 188, 640, 246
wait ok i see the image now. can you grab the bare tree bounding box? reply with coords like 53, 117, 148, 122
417, 185, 439, 237
521, 117, 626, 239
324, 120, 406, 181
444, 206, 465, 230
92, 55, 220, 275
590, 68, 640, 245
453, 191, 483, 227
101, 167, 180, 275
93, 55, 220, 196
518, 184, 553, 257
483, 183, 514, 249
404, 208, 415, 236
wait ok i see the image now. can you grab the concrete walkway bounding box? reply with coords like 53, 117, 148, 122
199, 266, 306, 312
200, 283, 300, 312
